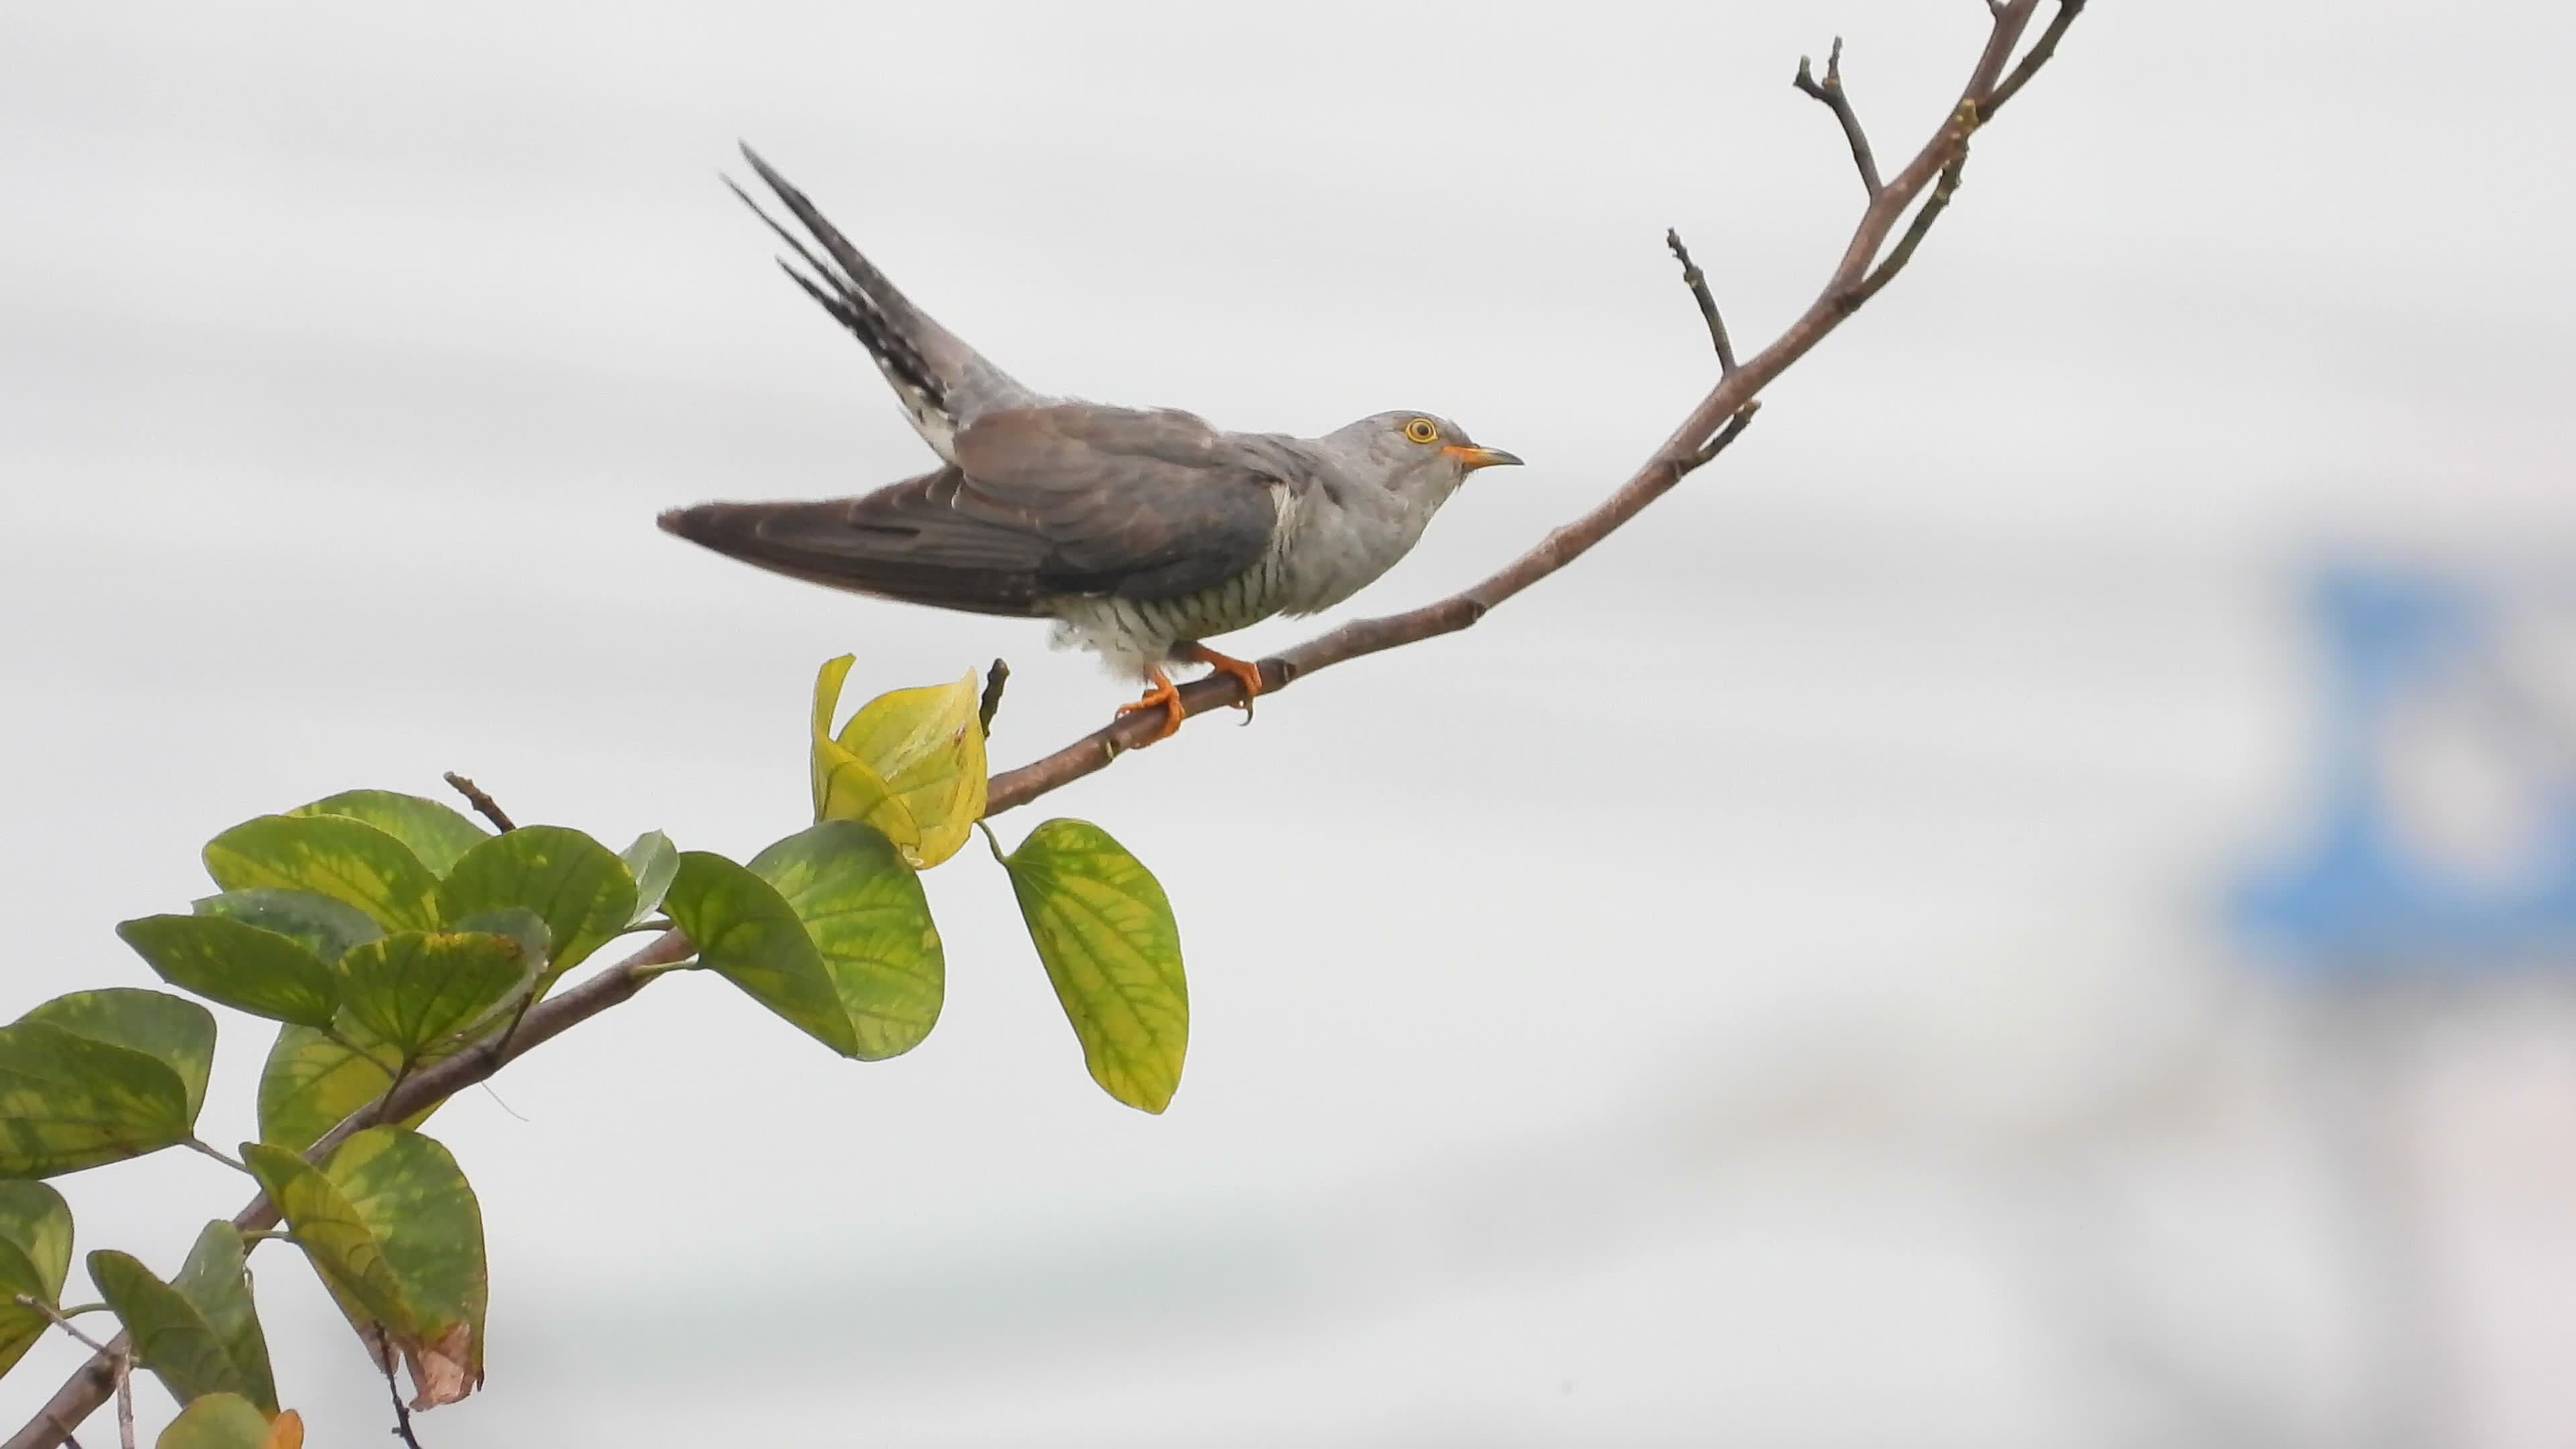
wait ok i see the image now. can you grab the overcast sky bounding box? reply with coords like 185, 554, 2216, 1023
5, 3, 2574, 1445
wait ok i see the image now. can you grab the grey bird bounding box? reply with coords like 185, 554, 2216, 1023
659, 146, 1520, 741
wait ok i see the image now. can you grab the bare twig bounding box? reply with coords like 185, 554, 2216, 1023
1663, 229, 1737, 374
110, 1367, 128, 1449
6, 7, 2081, 1444
1990, 0, 2084, 117
977, 659, 1010, 737
1794, 38, 1883, 198
383, 1353, 426, 1448
441, 773, 517, 833
1851, 105, 1978, 310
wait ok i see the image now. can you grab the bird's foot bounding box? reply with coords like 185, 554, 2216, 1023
1176, 643, 1265, 723
1114, 668, 1187, 745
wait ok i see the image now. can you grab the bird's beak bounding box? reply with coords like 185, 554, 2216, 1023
1443, 444, 1523, 472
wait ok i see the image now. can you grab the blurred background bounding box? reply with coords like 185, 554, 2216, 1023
5, 1, 2574, 1444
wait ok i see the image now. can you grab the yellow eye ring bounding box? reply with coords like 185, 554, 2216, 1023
1403, 417, 1440, 444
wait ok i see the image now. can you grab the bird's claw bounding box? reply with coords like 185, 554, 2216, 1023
1178, 644, 1266, 725
1116, 672, 1187, 745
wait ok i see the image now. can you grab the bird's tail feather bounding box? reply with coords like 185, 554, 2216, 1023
725, 150, 951, 419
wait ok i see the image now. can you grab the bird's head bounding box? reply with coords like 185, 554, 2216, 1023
1330, 411, 1521, 508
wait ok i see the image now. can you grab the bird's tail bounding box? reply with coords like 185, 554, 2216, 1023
727, 145, 1034, 455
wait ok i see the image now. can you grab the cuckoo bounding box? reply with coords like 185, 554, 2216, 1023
661, 146, 1519, 741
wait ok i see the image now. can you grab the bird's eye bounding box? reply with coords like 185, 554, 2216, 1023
1403, 417, 1440, 444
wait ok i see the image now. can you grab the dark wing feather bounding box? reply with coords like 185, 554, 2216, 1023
731, 146, 1034, 430
659, 404, 1282, 613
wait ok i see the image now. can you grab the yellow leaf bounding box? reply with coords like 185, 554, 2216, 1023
809, 656, 911, 845
264, 1409, 305, 1449
833, 670, 987, 867
808, 657, 989, 868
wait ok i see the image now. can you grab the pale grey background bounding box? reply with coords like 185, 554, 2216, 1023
5, 1, 2574, 1444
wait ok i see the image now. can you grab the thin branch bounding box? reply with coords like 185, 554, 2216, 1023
1851, 105, 1978, 309
1686, 402, 1762, 470
382, 1353, 426, 1448
13, 1299, 112, 1358
1663, 229, 1737, 374
1990, 0, 2085, 118
981, 0, 2065, 818
441, 772, 517, 833
1794, 38, 1883, 198
6, 5, 2081, 1443
977, 658, 1010, 737
110, 1365, 129, 1449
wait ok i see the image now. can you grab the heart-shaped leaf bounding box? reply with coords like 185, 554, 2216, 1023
435, 826, 635, 987
244, 1128, 486, 1409
661, 851, 855, 1057
332, 932, 531, 1067
0, 990, 215, 1174
289, 791, 489, 876
999, 820, 1187, 1113
0, 1181, 72, 1381
203, 816, 439, 932
117, 915, 338, 1028
749, 822, 943, 1060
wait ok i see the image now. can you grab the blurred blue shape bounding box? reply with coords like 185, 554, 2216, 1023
2230, 561, 2576, 979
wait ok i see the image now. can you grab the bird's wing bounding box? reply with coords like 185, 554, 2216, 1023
659, 404, 1285, 614
731, 145, 1039, 460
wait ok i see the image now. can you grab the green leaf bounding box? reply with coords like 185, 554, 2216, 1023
1000, 820, 1188, 1114
0, 1181, 72, 1381
749, 822, 943, 1060
170, 1222, 277, 1415
203, 816, 439, 932
620, 831, 679, 925
0, 1021, 195, 1177
192, 890, 381, 963
23, 988, 216, 1122
245, 1128, 486, 1408
94, 1238, 274, 1409
435, 825, 635, 987
289, 790, 489, 876
158, 1393, 296, 1449
117, 915, 338, 1028
254, 1018, 443, 1152
661, 851, 856, 1057
810, 655, 912, 847
828, 669, 989, 868
332, 932, 530, 1067
0, 990, 215, 1174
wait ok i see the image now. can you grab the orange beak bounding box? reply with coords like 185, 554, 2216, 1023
1442, 444, 1523, 472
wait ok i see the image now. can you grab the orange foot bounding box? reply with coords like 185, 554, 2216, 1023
1114, 666, 1187, 745
1176, 642, 1266, 721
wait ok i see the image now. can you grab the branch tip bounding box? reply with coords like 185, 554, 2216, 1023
977, 659, 1010, 736
441, 772, 517, 833
1793, 36, 1883, 198
1663, 228, 1737, 374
